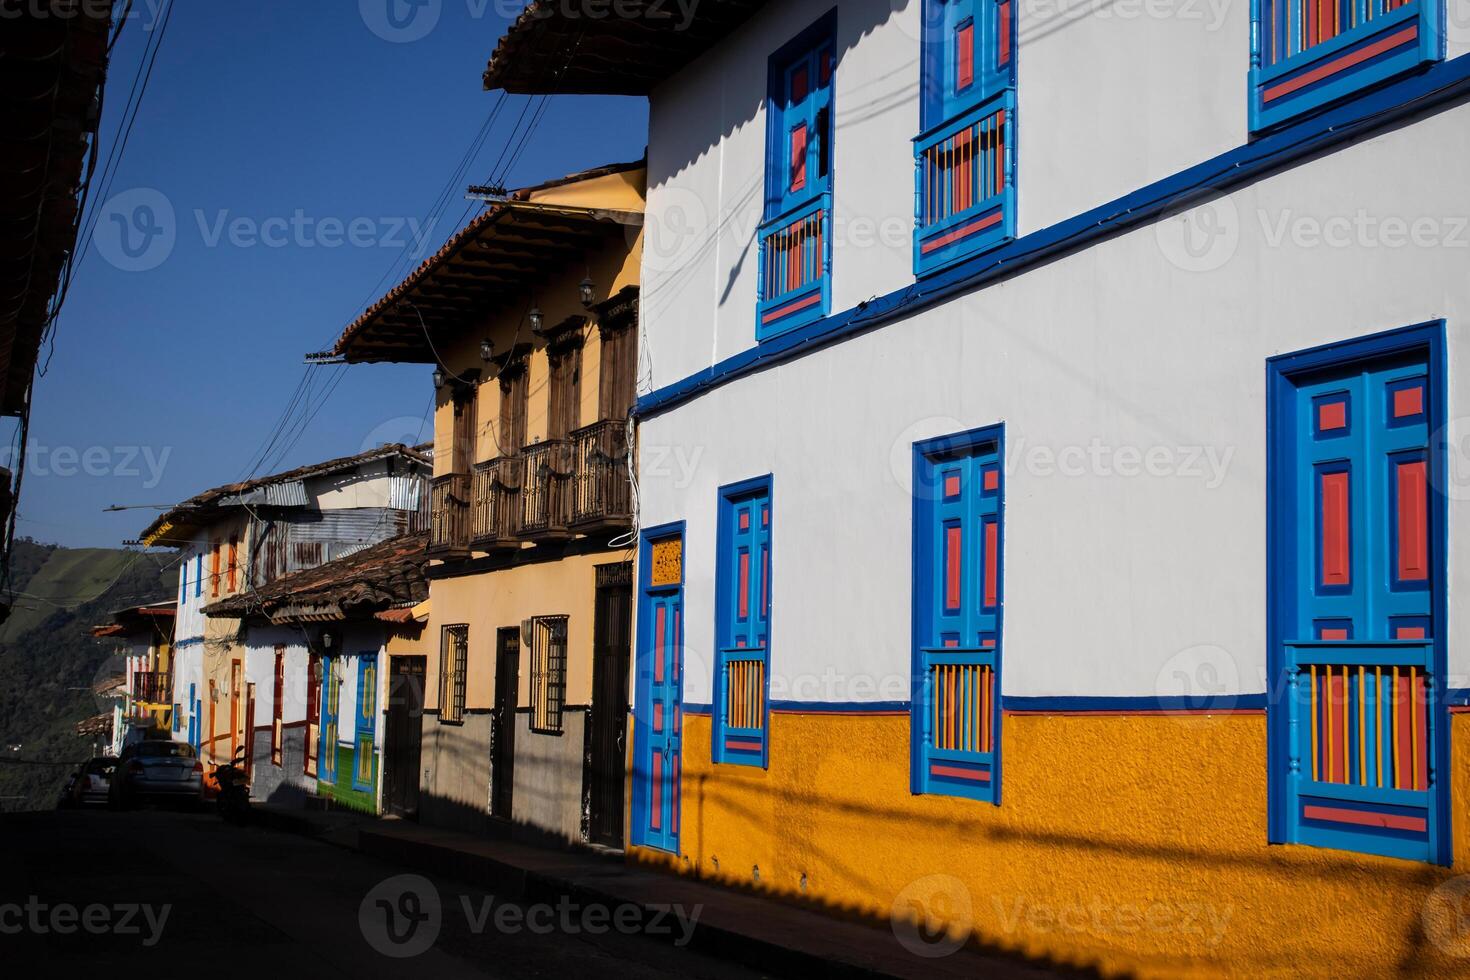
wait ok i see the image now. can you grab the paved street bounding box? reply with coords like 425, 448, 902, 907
0, 809, 768, 979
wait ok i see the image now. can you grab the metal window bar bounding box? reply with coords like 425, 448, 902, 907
530, 616, 568, 734
440, 625, 468, 724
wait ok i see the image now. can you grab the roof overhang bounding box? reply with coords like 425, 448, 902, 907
324, 201, 642, 365
483, 0, 768, 95
0, 2, 113, 415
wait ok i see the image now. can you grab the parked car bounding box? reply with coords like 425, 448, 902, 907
60, 756, 118, 807
109, 740, 203, 809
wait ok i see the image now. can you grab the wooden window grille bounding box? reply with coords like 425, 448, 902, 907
439, 625, 469, 724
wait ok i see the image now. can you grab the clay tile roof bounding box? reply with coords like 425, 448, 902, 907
319, 164, 643, 365
203, 531, 429, 625
483, 0, 768, 95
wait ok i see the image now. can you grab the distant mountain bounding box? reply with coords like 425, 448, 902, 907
0, 538, 174, 811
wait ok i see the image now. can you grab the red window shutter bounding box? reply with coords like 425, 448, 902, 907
956, 21, 975, 91
790, 123, 808, 192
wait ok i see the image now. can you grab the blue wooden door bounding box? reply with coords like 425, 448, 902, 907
1273, 341, 1443, 862
634, 527, 684, 852
913, 430, 1003, 802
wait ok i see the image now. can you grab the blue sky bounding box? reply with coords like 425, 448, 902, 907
11, 0, 647, 548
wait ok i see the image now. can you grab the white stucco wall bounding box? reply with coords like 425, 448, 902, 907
638, 97, 1470, 706
641, 0, 1470, 396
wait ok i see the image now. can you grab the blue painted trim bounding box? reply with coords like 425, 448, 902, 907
770, 699, 911, 713
1266, 319, 1450, 865
1446, 688, 1470, 708
635, 51, 1470, 422
1003, 694, 1267, 712
703, 696, 1274, 713
176, 636, 204, 649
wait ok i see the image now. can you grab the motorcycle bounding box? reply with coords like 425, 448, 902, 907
210, 748, 251, 824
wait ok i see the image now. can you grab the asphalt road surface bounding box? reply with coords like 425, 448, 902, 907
0, 808, 770, 979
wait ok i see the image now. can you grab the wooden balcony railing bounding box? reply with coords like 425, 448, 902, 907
428, 473, 470, 556
471, 456, 521, 550
132, 670, 172, 705
570, 419, 633, 531
913, 91, 1014, 275
756, 193, 830, 339
520, 441, 573, 539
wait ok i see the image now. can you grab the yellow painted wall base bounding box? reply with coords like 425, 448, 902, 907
630, 711, 1470, 978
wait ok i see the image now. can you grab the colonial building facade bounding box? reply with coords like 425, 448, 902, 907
322, 164, 642, 845
486, 0, 1470, 973
142, 444, 429, 787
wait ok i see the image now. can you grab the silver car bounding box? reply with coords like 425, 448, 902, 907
109, 740, 203, 808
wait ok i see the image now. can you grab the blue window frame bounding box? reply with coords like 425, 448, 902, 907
914, 0, 1016, 276
911, 425, 1004, 803
194, 553, 202, 598
1267, 321, 1449, 864
757, 13, 836, 341
1249, 0, 1443, 131
713, 477, 772, 767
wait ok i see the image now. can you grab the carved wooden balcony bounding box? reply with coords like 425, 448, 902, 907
519, 440, 573, 540
570, 419, 634, 534
471, 456, 521, 552
428, 472, 471, 558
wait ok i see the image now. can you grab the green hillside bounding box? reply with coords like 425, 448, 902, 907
0, 539, 174, 811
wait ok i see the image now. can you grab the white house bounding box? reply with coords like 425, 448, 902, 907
486, 0, 1470, 974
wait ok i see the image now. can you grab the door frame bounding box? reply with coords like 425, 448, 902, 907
491, 626, 521, 820
383, 655, 426, 818
1266, 319, 1450, 864
587, 561, 633, 847
631, 521, 685, 853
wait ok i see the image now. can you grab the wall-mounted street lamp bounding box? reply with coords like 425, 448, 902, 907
432, 368, 446, 389
579, 277, 596, 308
480, 338, 495, 363
528, 306, 544, 333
